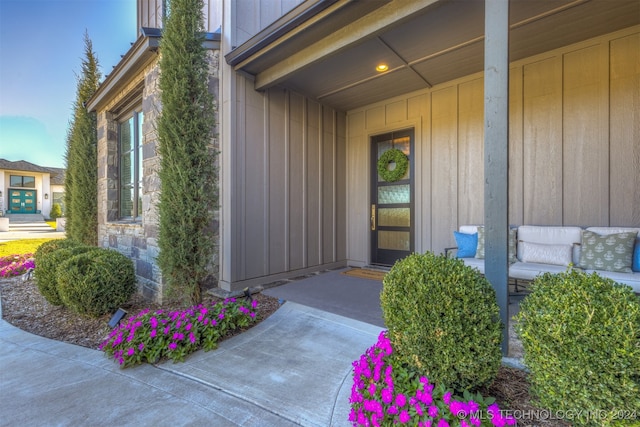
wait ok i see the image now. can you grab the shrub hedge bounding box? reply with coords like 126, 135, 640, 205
515, 269, 640, 426
34, 239, 87, 306
57, 249, 136, 318
380, 252, 503, 392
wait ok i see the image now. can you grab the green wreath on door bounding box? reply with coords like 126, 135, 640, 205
377, 148, 409, 182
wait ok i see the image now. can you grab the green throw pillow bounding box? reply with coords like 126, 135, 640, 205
475, 227, 517, 263
579, 230, 637, 273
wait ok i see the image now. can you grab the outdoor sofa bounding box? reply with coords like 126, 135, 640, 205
446, 225, 640, 294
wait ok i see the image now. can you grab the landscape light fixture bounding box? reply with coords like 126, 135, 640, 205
243, 287, 253, 302
108, 308, 127, 328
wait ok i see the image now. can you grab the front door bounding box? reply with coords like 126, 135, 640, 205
9, 189, 36, 214
370, 129, 414, 266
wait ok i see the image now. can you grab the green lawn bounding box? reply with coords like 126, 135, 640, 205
0, 238, 62, 257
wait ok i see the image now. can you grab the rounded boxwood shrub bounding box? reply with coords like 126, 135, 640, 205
34, 238, 79, 263
380, 252, 503, 392
34, 241, 93, 306
57, 248, 136, 318
515, 269, 640, 426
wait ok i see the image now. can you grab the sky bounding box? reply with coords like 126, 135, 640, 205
0, 0, 138, 168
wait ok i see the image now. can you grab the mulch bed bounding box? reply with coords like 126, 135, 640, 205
0, 276, 568, 426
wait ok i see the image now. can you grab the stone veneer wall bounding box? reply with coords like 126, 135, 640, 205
96, 49, 220, 303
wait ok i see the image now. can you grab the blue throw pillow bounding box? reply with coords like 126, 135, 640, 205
454, 231, 478, 258
633, 238, 640, 272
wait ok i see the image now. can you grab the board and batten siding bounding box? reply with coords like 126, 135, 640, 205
137, 0, 221, 33
347, 26, 640, 263
232, 0, 304, 47
226, 76, 347, 287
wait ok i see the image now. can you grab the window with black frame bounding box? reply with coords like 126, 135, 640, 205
9, 175, 36, 188
118, 110, 144, 219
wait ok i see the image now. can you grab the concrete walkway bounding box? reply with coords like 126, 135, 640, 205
0, 296, 382, 426
0, 214, 65, 243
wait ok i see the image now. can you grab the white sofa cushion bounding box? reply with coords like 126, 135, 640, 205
517, 225, 583, 264
509, 262, 569, 281
583, 270, 640, 293
520, 242, 573, 266
459, 257, 485, 274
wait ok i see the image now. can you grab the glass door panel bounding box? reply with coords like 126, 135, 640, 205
370, 129, 414, 266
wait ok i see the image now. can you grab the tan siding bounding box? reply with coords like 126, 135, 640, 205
233, 0, 304, 46
563, 44, 609, 226
346, 26, 640, 265
610, 32, 640, 226
335, 112, 348, 261
288, 92, 306, 270
346, 112, 368, 265
386, 100, 407, 124
457, 77, 484, 225
268, 89, 287, 274
366, 106, 385, 129
509, 66, 524, 225
306, 100, 322, 267
409, 93, 430, 253
243, 83, 268, 279
523, 56, 563, 225
322, 108, 336, 264
231, 83, 346, 284
431, 86, 458, 251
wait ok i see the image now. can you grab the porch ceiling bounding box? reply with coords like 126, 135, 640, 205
228, 0, 640, 112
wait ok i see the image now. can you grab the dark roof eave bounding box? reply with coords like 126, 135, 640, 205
87, 28, 221, 112
86, 31, 161, 112
225, 0, 339, 67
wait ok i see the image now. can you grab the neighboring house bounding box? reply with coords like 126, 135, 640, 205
0, 159, 65, 218
48, 167, 66, 215
87, 0, 640, 301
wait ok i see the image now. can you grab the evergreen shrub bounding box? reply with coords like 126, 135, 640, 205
380, 252, 503, 392
57, 248, 136, 317
34, 239, 86, 305
515, 269, 640, 426
49, 203, 62, 220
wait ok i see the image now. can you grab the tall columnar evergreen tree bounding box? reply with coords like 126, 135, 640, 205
157, 0, 217, 305
64, 32, 100, 246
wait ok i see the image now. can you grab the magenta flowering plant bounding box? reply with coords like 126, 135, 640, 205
0, 253, 35, 277
350, 331, 516, 427
100, 297, 259, 367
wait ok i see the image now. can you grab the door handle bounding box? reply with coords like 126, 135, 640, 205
371, 204, 376, 231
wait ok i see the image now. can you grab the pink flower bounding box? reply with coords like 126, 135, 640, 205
127, 348, 135, 356
395, 393, 407, 407
381, 387, 393, 404
428, 405, 439, 418
399, 410, 411, 423
168, 342, 177, 350
414, 403, 423, 416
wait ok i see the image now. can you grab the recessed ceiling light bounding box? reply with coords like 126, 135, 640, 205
376, 64, 389, 72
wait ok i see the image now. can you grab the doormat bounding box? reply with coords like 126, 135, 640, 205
341, 268, 387, 281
